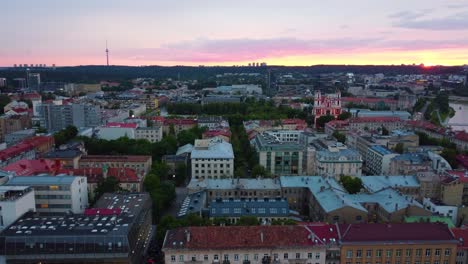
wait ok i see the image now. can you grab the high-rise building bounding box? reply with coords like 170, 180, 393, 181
0, 78, 6, 88
27, 72, 41, 91
37, 103, 102, 132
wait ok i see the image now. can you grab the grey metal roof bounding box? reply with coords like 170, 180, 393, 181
6, 176, 79, 186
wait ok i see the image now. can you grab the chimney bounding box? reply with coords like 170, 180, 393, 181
185, 230, 191, 242
103, 168, 108, 179
260, 231, 264, 243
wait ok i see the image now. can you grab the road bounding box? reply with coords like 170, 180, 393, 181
165, 187, 188, 217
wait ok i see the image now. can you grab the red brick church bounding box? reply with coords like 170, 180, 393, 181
313, 90, 342, 127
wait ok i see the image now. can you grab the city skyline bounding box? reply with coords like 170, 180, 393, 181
1, 0, 468, 66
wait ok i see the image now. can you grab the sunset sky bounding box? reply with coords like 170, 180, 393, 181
1, 0, 468, 66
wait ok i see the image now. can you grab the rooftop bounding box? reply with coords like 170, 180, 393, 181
209, 198, 289, 218
369, 145, 394, 156
6, 175, 81, 186
340, 223, 456, 244
404, 216, 455, 228
163, 225, 332, 251
360, 175, 420, 193
104, 122, 138, 129
3, 159, 59, 176
80, 155, 151, 163
191, 138, 234, 159
188, 178, 281, 191
0, 186, 33, 202
452, 228, 468, 249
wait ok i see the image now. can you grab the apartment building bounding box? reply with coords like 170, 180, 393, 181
191, 138, 234, 179
135, 126, 163, 143
366, 145, 398, 175
315, 145, 362, 178
0, 114, 32, 141
5, 176, 88, 214
36, 102, 101, 132
79, 155, 152, 177
340, 223, 458, 264
163, 225, 339, 264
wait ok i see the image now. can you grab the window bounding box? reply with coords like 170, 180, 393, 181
171, 256, 176, 262
224, 255, 229, 260
244, 255, 249, 261
376, 250, 382, 257
416, 249, 422, 257
347, 250, 353, 258
434, 261, 439, 264
396, 249, 401, 257
204, 255, 208, 261
406, 249, 411, 257
214, 255, 219, 260
366, 250, 372, 258
296, 253, 300, 259
307, 253, 312, 259
284, 253, 288, 259
445, 248, 451, 256
425, 249, 431, 257
192, 256, 196, 261
435, 249, 441, 256
234, 254, 239, 261
315, 253, 320, 260
179, 255, 184, 262
273, 254, 278, 260
254, 254, 258, 261
357, 250, 362, 258
386, 250, 392, 257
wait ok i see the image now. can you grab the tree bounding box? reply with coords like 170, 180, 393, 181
0, 94, 11, 114
54, 125, 79, 146
251, 164, 270, 178
332, 131, 346, 143
175, 163, 188, 186
316, 115, 335, 128
94, 176, 121, 200
339, 175, 363, 194
441, 148, 458, 168
381, 126, 389, 136
338, 111, 352, 120
237, 216, 260, 226
393, 143, 404, 154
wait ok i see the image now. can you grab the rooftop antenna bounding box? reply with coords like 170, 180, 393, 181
106, 40, 109, 66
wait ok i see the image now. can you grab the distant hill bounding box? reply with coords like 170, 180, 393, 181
0, 65, 464, 83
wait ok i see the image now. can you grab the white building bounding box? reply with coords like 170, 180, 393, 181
0, 186, 35, 230
315, 144, 363, 178
135, 126, 163, 143
191, 138, 234, 179
6, 176, 88, 214
422, 197, 458, 223
366, 145, 399, 175
98, 122, 137, 140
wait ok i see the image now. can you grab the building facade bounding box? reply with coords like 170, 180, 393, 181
0, 186, 35, 231
191, 138, 234, 179
313, 90, 342, 126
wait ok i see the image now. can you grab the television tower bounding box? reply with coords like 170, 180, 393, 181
106, 40, 109, 66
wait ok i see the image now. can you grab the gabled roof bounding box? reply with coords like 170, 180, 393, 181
163, 226, 320, 250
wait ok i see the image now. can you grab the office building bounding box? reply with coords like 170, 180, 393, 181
191, 138, 234, 179
315, 145, 362, 178
5, 176, 88, 214
0, 192, 153, 264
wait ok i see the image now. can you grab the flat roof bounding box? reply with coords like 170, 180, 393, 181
6, 176, 80, 186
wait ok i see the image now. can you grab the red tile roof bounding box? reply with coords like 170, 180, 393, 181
0, 143, 33, 161
104, 122, 138, 128
3, 159, 59, 176
164, 226, 319, 250
203, 129, 231, 139
445, 170, 468, 183
406, 120, 448, 134
456, 155, 468, 169
163, 118, 197, 126
454, 131, 468, 142
340, 223, 456, 243
452, 228, 468, 249
80, 155, 151, 163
